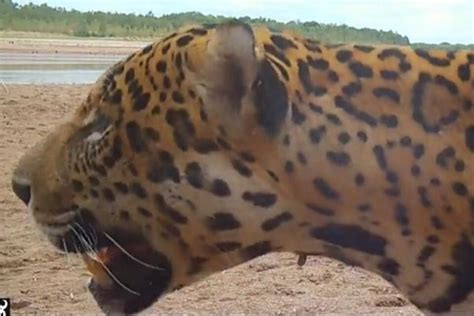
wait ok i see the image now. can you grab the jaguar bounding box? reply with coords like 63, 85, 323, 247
11, 21, 473, 314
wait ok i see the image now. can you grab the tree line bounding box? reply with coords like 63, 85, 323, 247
1, 0, 472, 50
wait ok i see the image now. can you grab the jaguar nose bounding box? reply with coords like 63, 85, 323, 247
12, 177, 32, 206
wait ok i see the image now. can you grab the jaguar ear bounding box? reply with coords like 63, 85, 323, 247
191, 21, 259, 139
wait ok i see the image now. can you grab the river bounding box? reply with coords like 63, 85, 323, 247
0, 52, 125, 84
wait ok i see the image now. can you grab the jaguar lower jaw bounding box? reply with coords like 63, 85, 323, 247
49, 222, 173, 315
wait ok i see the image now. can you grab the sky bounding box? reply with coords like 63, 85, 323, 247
15, 0, 474, 44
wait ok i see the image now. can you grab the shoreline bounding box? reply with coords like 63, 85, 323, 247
0, 36, 152, 56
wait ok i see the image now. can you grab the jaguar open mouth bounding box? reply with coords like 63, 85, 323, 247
51, 211, 172, 315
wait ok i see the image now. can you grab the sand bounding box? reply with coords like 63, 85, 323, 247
0, 84, 425, 315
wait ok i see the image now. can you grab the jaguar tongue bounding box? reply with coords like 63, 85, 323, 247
82, 245, 150, 289
81, 249, 115, 289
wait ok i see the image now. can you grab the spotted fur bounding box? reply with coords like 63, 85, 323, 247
12, 22, 473, 314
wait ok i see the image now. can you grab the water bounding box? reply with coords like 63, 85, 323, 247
0, 52, 125, 84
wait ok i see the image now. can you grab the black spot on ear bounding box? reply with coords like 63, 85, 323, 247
311, 224, 387, 256
254, 59, 289, 136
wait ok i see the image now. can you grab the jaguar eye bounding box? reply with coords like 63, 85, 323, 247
73, 113, 112, 144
